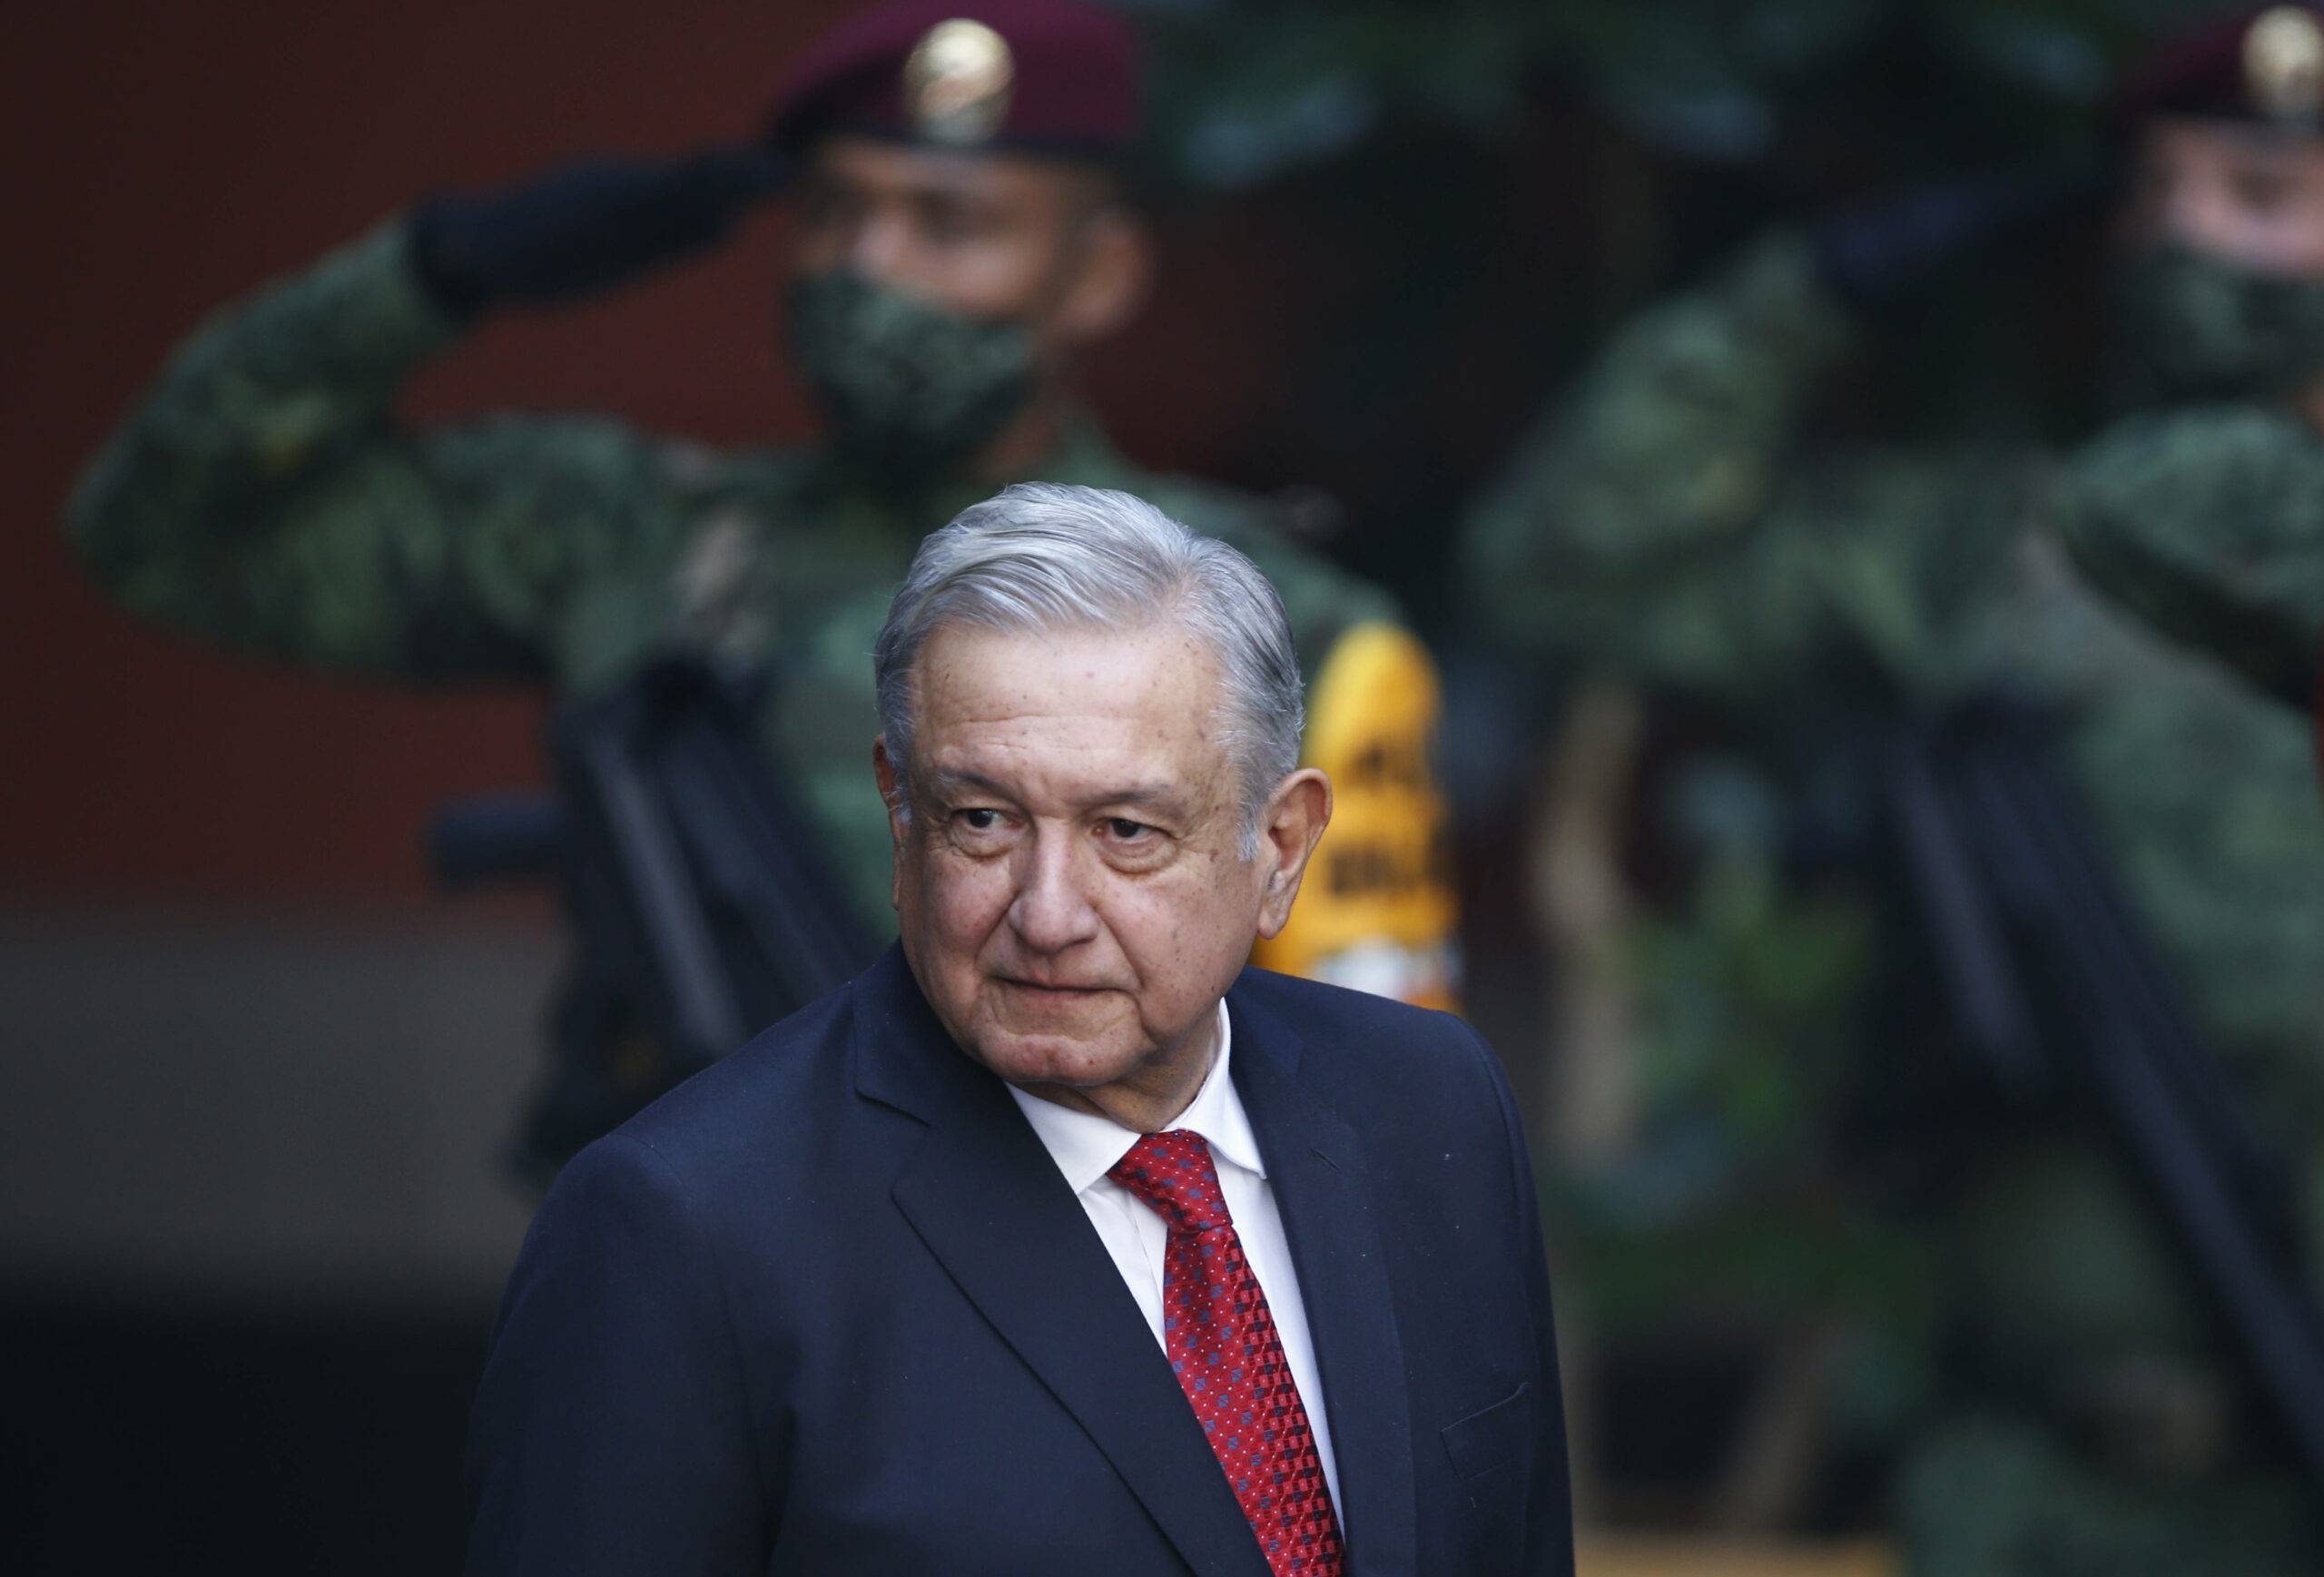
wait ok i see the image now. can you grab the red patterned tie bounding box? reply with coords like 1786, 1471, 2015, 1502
1108, 1130, 1345, 1577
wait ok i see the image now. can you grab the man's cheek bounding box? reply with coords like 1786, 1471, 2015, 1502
1110, 887, 1196, 973
946, 239, 1057, 320
932, 859, 1013, 945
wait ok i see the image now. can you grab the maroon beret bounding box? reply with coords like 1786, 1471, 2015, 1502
2112, 3, 2324, 133
767, 0, 1143, 160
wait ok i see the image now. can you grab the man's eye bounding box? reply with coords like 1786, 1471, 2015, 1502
797, 183, 857, 232
1104, 818, 1153, 841
2232, 169, 2294, 212
920, 202, 998, 245
956, 808, 1003, 833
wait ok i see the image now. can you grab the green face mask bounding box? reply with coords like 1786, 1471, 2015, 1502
785, 269, 1039, 481
2108, 241, 2324, 407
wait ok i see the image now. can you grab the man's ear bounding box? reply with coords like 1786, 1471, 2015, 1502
873, 737, 909, 911
1054, 206, 1152, 347
873, 736, 906, 822
1255, 768, 1333, 941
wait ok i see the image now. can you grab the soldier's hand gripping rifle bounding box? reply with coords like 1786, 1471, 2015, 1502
1885, 698, 2324, 1494
433, 657, 880, 1169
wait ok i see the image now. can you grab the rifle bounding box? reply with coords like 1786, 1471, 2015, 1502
1884, 698, 2324, 1493
434, 656, 880, 1177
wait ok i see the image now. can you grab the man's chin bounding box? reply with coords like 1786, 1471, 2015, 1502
966, 1023, 1140, 1092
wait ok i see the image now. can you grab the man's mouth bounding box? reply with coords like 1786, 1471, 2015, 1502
999, 977, 1108, 997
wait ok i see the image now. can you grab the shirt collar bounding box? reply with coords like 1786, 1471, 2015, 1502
1006, 1000, 1267, 1196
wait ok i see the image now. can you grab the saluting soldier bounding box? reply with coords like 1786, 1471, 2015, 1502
67, 0, 1459, 1177
1461, 5, 2324, 1570
2062, 5, 2324, 784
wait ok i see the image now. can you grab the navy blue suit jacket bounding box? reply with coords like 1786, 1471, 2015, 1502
466, 946, 1572, 1575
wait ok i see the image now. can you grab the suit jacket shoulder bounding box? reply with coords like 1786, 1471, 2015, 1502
470, 951, 1573, 1576
1229, 968, 1523, 1177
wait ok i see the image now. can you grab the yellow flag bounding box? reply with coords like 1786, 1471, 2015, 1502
1254, 623, 1461, 1010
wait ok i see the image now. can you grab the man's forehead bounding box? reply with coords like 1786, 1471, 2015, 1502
922, 619, 1206, 693
911, 622, 1224, 763
807, 135, 1107, 203
2151, 113, 2324, 163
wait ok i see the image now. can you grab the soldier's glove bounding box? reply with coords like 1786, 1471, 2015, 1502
1810, 159, 2113, 311
409, 146, 787, 316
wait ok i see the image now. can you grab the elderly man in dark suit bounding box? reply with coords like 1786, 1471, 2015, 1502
464, 482, 1572, 1576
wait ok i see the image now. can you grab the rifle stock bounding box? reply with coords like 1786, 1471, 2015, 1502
434, 657, 881, 1175
550, 658, 880, 1072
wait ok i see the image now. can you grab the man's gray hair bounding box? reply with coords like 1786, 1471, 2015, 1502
874, 482, 1304, 855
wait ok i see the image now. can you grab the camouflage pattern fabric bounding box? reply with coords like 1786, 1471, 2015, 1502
784, 265, 1039, 478
68, 218, 1406, 941
1460, 232, 2324, 1562
1465, 234, 2040, 706
2059, 401, 2324, 715
2107, 241, 2324, 411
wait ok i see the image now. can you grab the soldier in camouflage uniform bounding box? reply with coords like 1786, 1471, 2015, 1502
2061, 9, 2324, 750
67, 0, 1459, 1177
1462, 5, 2324, 1569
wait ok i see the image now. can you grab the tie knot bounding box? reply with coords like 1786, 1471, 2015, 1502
1108, 1130, 1231, 1234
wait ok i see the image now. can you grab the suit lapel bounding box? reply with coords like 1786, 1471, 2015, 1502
1230, 982, 1418, 1577
854, 951, 1272, 1577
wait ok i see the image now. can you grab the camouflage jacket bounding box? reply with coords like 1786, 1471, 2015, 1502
1457, 232, 2324, 1494
2061, 401, 2324, 717
1462, 231, 2324, 1076
68, 219, 1455, 996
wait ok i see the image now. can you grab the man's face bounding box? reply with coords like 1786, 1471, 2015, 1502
879, 621, 1298, 1110
790, 136, 1137, 360
2122, 116, 2324, 276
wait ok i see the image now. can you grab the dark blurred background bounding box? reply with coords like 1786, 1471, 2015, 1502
0, 2, 2240, 1572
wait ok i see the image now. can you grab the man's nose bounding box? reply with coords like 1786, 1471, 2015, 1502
1007, 833, 1101, 953
2157, 180, 2236, 253
846, 210, 916, 281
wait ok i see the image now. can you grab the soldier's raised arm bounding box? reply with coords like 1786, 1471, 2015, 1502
1459, 168, 2101, 694
1459, 231, 1854, 685
66, 151, 779, 679
2060, 405, 2324, 717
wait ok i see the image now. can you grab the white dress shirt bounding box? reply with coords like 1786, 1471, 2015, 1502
1006, 1002, 1343, 1514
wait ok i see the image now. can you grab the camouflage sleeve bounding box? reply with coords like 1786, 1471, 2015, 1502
67, 218, 674, 680
2057, 405, 2324, 715
1458, 232, 1856, 685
